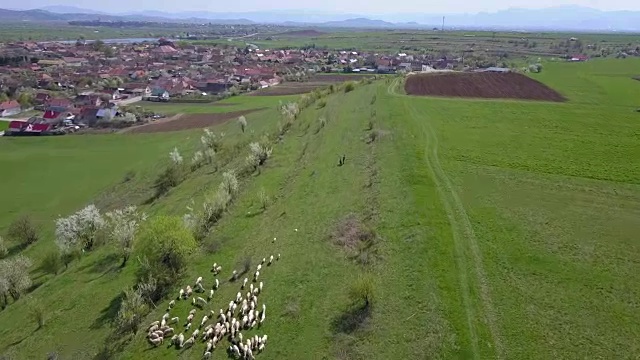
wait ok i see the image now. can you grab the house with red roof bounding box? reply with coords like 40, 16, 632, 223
0, 100, 21, 116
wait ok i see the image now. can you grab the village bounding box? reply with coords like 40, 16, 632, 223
0, 35, 596, 136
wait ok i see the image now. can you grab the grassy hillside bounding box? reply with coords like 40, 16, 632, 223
1, 59, 640, 359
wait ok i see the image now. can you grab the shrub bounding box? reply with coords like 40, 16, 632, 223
55, 204, 105, 253
27, 297, 46, 329
246, 142, 273, 171
279, 102, 300, 122
122, 170, 136, 183
204, 148, 216, 165
316, 99, 327, 109
41, 250, 64, 275
0, 237, 7, 258
7, 215, 39, 247
114, 287, 148, 335
135, 216, 196, 299
349, 275, 374, 308
258, 188, 269, 210
238, 116, 247, 133
154, 164, 182, 197
370, 95, 377, 104
344, 82, 355, 93
169, 147, 183, 166
191, 150, 204, 171
220, 171, 239, 197
104, 206, 147, 267
201, 128, 224, 152
0, 255, 32, 307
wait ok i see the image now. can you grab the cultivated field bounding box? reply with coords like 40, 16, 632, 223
1, 58, 640, 360
405, 72, 566, 101
127, 109, 266, 133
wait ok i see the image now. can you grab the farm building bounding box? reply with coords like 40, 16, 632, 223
0, 100, 21, 116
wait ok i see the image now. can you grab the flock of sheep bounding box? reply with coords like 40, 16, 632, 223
146, 254, 281, 359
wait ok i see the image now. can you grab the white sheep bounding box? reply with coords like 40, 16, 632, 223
246, 347, 254, 360
192, 328, 200, 339
148, 332, 160, 340
178, 289, 184, 299
196, 282, 205, 293
196, 276, 203, 285
260, 311, 266, 324
170, 316, 179, 324
216, 265, 222, 273
167, 300, 175, 310
253, 288, 259, 296
261, 258, 266, 265
187, 313, 194, 323
163, 312, 170, 320
232, 344, 241, 358
246, 292, 252, 300
242, 278, 248, 289
212, 262, 218, 271
177, 333, 185, 348
258, 343, 265, 352
200, 315, 209, 328
148, 324, 159, 333
197, 297, 208, 306
238, 332, 243, 343
259, 282, 263, 292
277, 253, 280, 260
250, 283, 254, 293
257, 264, 262, 272
189, 308, 197, 315
236, 292, 243, 302
183, 337, 195, 348
268, 255, 274, 265
214, 278, 219, 289
186, 285, 193, 297
220, 312, 227, 323
203, 351, 212, 360
261, 335, 268, 344
192, 297, 196, 306
148, 337, 163, 347
169, 334, 178, 346
148, 321, 160, 330
253, 335, 259, 347
254, 271, 260, 282
160, 318, 167, 328
163, 327, 174, 337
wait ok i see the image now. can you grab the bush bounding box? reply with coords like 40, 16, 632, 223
0, 237, 7, 258
27, 297, 46, 329
169, 147, 183, 166
154, 165, 182, 197
104, 206, 147, 267
7, 215, 39, 247
114, 287, 148, 335
344, 82, 355, 93
191, 151, 204, 172
122, 170, 136, 183
238, 116, 247, 133
201, 129, 224, 152
135, 216, 196, 300
0, 256, 32, 308
316, 100, 327, 109
41, 250, 63, 275
349, 275, 374, 308
246, 142, 273, 171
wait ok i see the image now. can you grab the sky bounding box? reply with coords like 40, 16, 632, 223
6, 0, 640, 14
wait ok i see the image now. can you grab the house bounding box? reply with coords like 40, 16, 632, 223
34, 92, 51, 105
149, 88, 170, 101
122, 83, 151, 97
0, 100, 21, 116
569, 54, 589, 62
48, 98, 73, 108
75, 94, 103, 107
398, 63, 412, 72
77, 107, 100, 125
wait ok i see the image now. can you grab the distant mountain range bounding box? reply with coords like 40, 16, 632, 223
4, 5, 640, 31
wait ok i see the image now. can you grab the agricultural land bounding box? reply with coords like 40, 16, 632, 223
0, 25, 639, 360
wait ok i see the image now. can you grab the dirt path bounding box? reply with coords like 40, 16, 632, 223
399, 86, 504, 358
119, 113, 184, 134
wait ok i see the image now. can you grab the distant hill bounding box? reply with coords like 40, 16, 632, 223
1, 5, 640, 31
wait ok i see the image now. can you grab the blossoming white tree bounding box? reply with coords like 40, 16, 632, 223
104, 206, 147, 267
169, 147, 183, 166
55, 204, 105, 254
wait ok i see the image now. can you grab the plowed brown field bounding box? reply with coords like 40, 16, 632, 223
126, 109, 265, 133
405, 72, 565, 102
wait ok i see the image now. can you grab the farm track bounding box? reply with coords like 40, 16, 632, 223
389, 79, 504, 358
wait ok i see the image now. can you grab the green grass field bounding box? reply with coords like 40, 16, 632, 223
0, 122, 8, 132
1, 58, 640, 359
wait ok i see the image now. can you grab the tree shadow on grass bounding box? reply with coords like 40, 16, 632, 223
6, 242, 28, 257
77, 253, 121, 275
90, 293, 123, 330
331, 303, 372, 335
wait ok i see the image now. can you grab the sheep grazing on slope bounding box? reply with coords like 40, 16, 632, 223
163, 312, 170, 320
203, 351, 212, 360
250, 283, 254, 293
189, 308, 197, 315
231, 270, 238, 281
200, 315, 209, 328
169, 316, 179, 325
148, 337, 163, 347
169, 334, 178, 346
186, 285, 193, 296
268, 255, 273, 265
236, 292, 243, 302
148, 324, 159, 333
183, 337, 195, 348
259, 282, 264, 293
196, 282, 205, 293
192, 297, 196, 306
163, 327, 174, 337
178, 289, 184, 299
212, 263, 218, 272
187, 313, 195, 323
192, 328, 200, 339
214, 278, 219, 290
254, 271, 260, 282
177, 333, 185, 348
167, 300, 175, 310
242, 278, 248, 289
208, 289, 214, 301
257, 264, 262, 272
277, 253, 280, 260
195, 276, 203, 285
160, 318, 167, 328
186, 323, 192, 331
197, 297, 208, 307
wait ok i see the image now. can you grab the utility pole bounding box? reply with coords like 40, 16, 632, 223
442, 16, 445, 31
